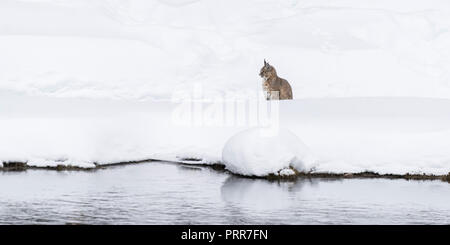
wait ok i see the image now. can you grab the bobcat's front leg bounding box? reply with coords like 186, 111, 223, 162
263, 81, 271, 100
267, 91, 280, 100
265, 91, 271, 100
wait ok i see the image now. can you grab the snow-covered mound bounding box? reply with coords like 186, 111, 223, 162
222, 127, 315, 177
1, 96, 450, 175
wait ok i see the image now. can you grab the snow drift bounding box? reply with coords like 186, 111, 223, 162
222, 127, 315, 176
1, 0, 450, 176
1, 0, 450, 99
2, 95, 450, 176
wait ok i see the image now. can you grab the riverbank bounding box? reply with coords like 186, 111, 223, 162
2, 159, 449, 183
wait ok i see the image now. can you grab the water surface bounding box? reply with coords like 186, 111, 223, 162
0, 162, 449, 224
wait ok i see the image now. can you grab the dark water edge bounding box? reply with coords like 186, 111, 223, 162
1, 161, 450, 225
2, 159, 449, 183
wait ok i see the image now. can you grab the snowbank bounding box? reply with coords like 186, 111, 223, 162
2, 94, 450, 176
1, 1, 450, 176
222, 127, 315, 177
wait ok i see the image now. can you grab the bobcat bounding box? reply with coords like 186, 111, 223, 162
259, 60, 293, 100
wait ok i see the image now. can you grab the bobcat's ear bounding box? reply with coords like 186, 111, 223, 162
264, 59, 267, 66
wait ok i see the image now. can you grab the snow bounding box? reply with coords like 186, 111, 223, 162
222, 127, 315, 176
1, 0, 450, 100
279, 168, 296, 177
2, 95, 450, 176
1, 0, 450, 176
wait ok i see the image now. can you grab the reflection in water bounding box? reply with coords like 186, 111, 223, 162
221, 176, 309, 210
0, 162, 450, 224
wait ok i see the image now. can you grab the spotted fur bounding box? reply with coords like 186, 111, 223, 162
259, 60, 293, 100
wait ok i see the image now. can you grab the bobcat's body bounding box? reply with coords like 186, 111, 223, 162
259, 60, 293, 100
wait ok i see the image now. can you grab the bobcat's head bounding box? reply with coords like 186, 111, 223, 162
259, 59, 277, 80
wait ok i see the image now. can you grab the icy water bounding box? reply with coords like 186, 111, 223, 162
0, 161, 449, 225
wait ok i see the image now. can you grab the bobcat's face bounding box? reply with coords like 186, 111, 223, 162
259, 61, 276, 79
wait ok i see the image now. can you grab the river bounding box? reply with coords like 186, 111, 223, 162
1, 161, 449, 224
